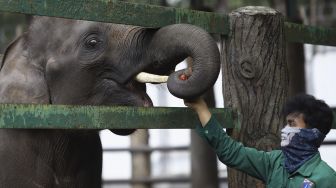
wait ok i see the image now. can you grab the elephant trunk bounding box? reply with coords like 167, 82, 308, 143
144, 24, 220, 99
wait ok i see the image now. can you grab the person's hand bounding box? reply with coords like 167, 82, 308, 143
184, 97, 211, 127
184, 97, 208, 113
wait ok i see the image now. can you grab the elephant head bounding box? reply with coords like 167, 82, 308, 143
0, 16, 220, 132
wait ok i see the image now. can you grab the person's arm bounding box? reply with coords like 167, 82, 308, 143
185, 97, 274, 183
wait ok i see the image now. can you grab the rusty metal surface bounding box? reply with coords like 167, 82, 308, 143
0, 104, 236, 129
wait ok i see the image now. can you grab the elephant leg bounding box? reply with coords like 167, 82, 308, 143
0, 130, 102, 188
54, 131, 103, 188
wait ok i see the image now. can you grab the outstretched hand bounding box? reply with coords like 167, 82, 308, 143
184, 97, 207, 112
184, 97, 211, 127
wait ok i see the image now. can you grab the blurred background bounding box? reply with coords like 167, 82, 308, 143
1, 0, 336, 188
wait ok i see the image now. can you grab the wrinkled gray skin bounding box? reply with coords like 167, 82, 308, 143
0, 16, 220, 187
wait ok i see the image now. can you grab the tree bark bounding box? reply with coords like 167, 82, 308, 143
221, 6, 288, 188
131, 130, 151, 188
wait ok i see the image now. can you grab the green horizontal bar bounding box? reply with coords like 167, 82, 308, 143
0, 104, 235, 129
285, 22, 336, 46
0, 0, 229, 35
2, 1, 336, 46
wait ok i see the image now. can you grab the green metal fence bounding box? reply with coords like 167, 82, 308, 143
1, 0, 336, 46
0, 104, 236, 129
0, 0, 336, 130
0, 0, 230, 35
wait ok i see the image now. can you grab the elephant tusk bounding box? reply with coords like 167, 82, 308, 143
135, 72, 169, 83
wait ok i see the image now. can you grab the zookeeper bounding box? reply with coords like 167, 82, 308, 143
185, 94, 336, 188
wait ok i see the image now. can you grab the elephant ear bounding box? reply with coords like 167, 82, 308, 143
0, 35, 22, 70
0, 34, 50, 104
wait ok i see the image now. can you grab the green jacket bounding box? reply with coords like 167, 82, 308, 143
196, 116, 336, 188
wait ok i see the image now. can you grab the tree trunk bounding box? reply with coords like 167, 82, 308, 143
191, 88, 219, 188
186, 1, 223, 184
131, 130, 151, 188
190, 0, 227, 12
221, 6, 288, 188
310, 0, 318, 56
187, 57, 219, 188
271, 0, 306, 97
286, 40, 305, 97
216, 0, 228, 12
129, 1, 165, 187
285, 0, 306, 96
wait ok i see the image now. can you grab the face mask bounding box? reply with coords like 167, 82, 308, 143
280, 125, 301, 147
280, 126, 325, 173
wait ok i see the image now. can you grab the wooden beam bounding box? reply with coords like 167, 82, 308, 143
1, 1, 336, 45
0, 104, 236, 129
1, 0, 336, 46
0, 0, 229, 35
285, 22, 336, 46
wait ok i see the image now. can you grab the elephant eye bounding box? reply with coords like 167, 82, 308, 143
83, 32, 105, 50
88, 39, 98, 47
85, 38, 101, 49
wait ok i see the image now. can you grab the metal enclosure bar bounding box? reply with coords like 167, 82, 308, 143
1, 1, 336, 45
0, 0, 229, 35
285, 22, 336, 46
0, 104, 236, 129
0, 104, 333, 129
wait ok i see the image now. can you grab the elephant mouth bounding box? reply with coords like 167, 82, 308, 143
121, 77, 154, 107
128, 72, 169, 107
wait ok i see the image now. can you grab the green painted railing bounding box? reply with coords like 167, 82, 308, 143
0, 104, 334, 129
0, 0, 229, 35
1, 0, 336, 46
285, 22, 336, 46
0, 1, 336, 130
0, 104, 236, 129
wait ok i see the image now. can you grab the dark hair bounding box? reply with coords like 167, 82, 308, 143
282, 94, 334, 135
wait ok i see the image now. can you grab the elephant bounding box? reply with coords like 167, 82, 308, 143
0, 16, 220, 187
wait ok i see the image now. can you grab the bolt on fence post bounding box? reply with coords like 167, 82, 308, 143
221, 6, 288, 188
